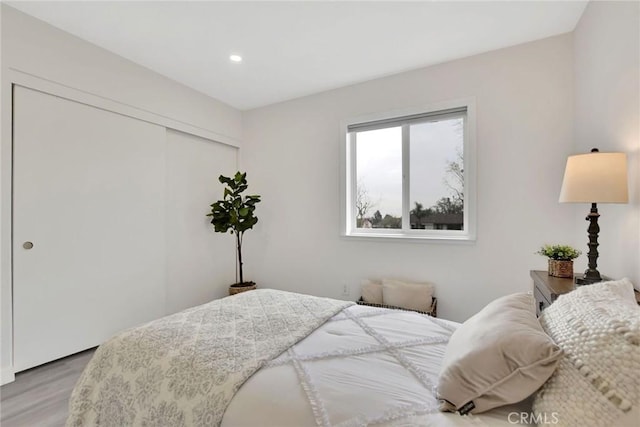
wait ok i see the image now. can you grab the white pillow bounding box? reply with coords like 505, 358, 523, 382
361, 280, 383, 304
382, 278, 434, 312
533, 278, 640, 427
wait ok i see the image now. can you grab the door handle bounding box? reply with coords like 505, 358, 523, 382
23, 241, 34, 250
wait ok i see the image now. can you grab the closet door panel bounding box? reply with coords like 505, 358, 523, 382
165, 129, 237, 313
13, 86, 166, 371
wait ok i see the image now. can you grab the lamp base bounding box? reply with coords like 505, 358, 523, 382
578, 203, 602, 286
575, 276, 600, 286
575, 273, 610, 286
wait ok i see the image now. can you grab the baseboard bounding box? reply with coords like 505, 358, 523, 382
1, 365, 15, 385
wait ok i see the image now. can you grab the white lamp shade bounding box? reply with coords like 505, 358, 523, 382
559, 151, 628, 203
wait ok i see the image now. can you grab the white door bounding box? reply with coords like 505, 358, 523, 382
165, 129, 238, 314
13, 86, 167, 371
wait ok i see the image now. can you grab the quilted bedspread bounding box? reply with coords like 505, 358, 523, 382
221, 304, 534, 427
66, 289, 353, 426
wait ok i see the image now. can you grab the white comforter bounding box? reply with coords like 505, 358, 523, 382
222, 304, 533, 427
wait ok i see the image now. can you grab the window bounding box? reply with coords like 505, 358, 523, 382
342, 101, 475, 240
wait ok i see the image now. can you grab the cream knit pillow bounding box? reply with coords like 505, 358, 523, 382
533, 279, 640, 427
361, 280, 383, 304
381, 279, 434, 312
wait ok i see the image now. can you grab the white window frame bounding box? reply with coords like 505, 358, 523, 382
340, 98, 476, 241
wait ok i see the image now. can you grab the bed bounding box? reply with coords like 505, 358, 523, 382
66, 280, 640, 427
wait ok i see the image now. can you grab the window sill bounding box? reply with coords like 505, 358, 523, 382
342, 232, 476, 244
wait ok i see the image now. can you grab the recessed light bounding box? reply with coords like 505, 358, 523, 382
230, 54, 243, 63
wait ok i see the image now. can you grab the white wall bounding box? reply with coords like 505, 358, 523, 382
572, 0, 640, 287
1, 6, 242, 384
242, 34, 577, 322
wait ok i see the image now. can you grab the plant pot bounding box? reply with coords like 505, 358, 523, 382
229, 282, 256, 295
548, 260, 573, 278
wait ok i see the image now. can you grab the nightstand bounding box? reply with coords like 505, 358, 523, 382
530, 270, 640, 316
531, 270, 575, 316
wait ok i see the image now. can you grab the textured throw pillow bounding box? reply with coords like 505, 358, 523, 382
437, 293, 563, 414
361, 280, 383, 304
382, 279, 434, 312
533, 279, 640, 427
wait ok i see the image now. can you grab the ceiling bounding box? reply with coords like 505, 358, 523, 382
7, 1, 588, 111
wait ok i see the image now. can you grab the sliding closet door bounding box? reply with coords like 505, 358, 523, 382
165, 129, 237, 313
13, 86, 166, 371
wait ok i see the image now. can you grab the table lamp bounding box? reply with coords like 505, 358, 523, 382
559, 148, 628, 285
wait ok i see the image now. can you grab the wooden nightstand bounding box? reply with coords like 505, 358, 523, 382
531, 270, 575, 316
530, 270, 640, 316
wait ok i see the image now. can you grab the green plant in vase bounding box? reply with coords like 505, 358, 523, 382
536, 244, 581, 278
207, 171, 261, 294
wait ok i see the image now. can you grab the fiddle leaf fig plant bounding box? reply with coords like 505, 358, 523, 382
207, 171, 261, 285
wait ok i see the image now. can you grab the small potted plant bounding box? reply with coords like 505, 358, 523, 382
536, 244, 582, 278
207, 171, 261, 295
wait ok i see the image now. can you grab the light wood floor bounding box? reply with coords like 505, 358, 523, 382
0, 349, 95, 427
